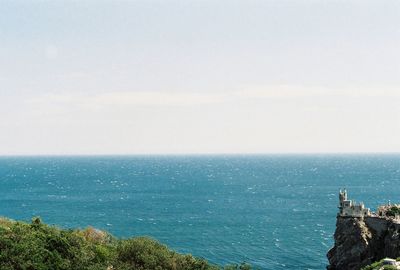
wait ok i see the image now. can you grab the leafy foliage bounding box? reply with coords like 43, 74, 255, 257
386, 206, 400, 217
0, 217, 113, 270
116, 237, 218, 270
0, 217, 252, 270
362, 260, 384, 270
362, 259, 400, 270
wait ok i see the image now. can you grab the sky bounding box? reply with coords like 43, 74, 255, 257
1, 0, 400, 155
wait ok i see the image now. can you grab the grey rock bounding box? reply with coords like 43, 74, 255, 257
327, 216, 400, 270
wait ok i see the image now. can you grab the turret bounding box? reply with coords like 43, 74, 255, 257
339, 188, 348, 213
339, 189, 347, 203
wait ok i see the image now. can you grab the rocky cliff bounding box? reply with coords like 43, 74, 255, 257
327, 216, 400, 270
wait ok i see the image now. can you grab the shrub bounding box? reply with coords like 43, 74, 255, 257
0, 217, 243, 270
386, 206, 400, 217
115, 237, 218, 270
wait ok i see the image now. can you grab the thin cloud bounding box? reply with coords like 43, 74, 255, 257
26, 86, 400, 112
235, 85, 329, 99
27, 91, 229, 109
235, 85, 400, 99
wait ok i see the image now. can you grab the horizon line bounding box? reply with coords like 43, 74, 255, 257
1, 152, 400, 157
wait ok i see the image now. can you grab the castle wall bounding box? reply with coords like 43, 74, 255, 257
340, 206, 370, 218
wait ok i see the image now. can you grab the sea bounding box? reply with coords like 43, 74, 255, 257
1, 155, 400, 269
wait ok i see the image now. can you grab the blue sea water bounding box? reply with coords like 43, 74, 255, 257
1, 155, 400, 269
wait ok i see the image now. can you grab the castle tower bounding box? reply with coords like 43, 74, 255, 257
338, 189, 348, 215
339, 189, 347, 205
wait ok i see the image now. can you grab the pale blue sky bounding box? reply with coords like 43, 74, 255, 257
1, 0, 400, 155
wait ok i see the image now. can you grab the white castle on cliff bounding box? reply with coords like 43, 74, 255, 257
338, 189, 371, 217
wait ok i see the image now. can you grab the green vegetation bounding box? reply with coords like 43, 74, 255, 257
362, 258, 400, 270
0, 217, 253, 270
386, 206, 400, 217
362, 260, 384, 270
383, 266, 399, 270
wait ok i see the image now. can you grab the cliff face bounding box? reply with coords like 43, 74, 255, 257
327, 216, 400, 270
